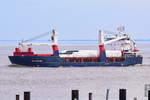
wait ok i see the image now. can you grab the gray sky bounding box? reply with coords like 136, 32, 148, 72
0, 0, 150, 40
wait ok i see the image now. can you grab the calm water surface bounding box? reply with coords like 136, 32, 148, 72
0, 43, 150, 100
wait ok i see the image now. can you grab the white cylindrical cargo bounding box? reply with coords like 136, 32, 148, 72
106, 50, 122, 57
60, 50, 122, 58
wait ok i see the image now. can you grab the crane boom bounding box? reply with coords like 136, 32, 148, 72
99, 30, 129, 45
19, 30, 58, 47
23, 31, 50, 42
19, 42, 51, 46
104, 35, 129, 45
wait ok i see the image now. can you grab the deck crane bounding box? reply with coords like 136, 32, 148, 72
103, 26, 137, 51
17, 29, 60, 56
99, 30, 138, 52
18, 31, 51, 48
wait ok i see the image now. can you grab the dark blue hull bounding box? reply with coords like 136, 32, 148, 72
8, 56, 143, 67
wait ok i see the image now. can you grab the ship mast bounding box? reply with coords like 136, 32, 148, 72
51, 29, 59, 56
98, 30, 106, 62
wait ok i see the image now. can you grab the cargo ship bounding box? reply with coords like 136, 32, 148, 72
9, 28, 143, 67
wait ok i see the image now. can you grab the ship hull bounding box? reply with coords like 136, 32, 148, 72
8, 56, 143, 67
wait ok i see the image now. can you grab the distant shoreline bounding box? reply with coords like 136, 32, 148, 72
0, 39, 150, 42
0, 39, 150, 47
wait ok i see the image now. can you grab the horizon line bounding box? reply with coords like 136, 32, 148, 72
0, 39, 150, 42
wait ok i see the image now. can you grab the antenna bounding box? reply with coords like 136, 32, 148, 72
116, 26, 125, 32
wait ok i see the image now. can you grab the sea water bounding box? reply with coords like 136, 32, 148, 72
0, 42, 150, 100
